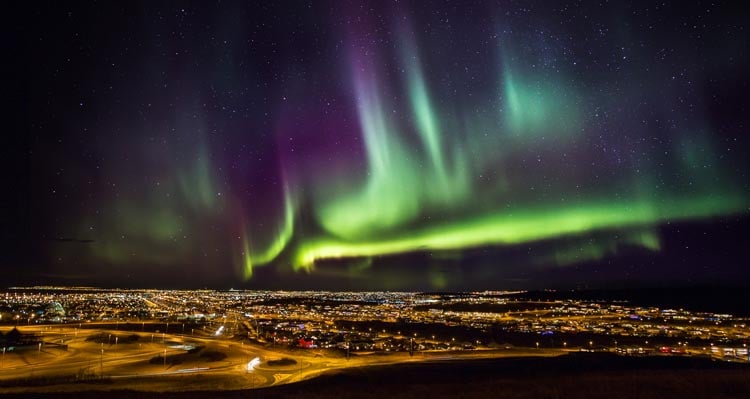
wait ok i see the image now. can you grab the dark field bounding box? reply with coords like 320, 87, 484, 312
2, 353, 749, 399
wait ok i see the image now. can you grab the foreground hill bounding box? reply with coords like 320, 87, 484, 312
3, 353, 749, 399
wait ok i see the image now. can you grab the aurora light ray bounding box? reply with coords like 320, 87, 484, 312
240, 186, 296, 279
294, 195, 743, 270
34, 1, 749, 288
241, 12, 748, 276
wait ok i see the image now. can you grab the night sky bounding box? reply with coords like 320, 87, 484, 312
6, 1, 749, 290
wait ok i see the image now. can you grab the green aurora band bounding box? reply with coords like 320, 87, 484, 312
241, 187, 296, 279
293, 195, 742, 271
237, 31, 748, 278
57, 9, 748, 285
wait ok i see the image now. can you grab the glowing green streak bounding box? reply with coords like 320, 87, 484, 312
500, 62, 581, 139
411, 77, 442, 166
242, 189, 296, 279
317, 43, 476, 239
632, 229, 661, 251
504, 75, 549, 133
295, 194, 744, 269
406, 57, 451, 190
241, 237, 253, 279
401, 32, 472, 204
316, 72, 421, 238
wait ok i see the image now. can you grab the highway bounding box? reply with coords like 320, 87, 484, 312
0, 322, 570, 393
4, 321, 728, 395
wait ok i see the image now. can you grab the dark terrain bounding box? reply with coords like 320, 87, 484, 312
3, 353, 749, 399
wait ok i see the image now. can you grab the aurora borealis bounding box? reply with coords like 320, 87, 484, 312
10, 1, 750, 289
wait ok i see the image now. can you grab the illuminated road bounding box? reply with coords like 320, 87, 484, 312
2, 322, 724, 394
0, 323, 577, 393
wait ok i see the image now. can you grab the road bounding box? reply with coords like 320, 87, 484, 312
0, 323, 598, 394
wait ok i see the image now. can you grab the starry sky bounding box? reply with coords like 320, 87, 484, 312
7, 1, 750, 290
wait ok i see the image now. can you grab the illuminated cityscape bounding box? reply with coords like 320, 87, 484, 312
1, 287, 748, 396
7, 0, 750, 397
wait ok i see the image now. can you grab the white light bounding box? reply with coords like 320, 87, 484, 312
247, 357, 261, 372
214, 326, 225, 336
